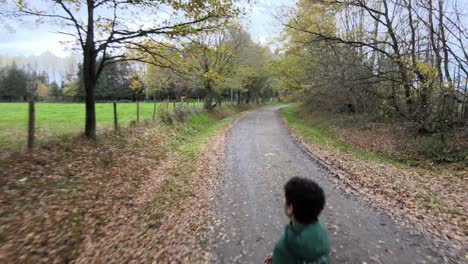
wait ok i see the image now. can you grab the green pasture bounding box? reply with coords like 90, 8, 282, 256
0, 102, 203, 149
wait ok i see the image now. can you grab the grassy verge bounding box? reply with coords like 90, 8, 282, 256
177, 109, 245, 157
280, 106, 403, 166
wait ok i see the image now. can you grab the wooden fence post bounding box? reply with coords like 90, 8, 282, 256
27, 101, 35, 149
136, 101, 140, 123
152, 101, 157, 120
113, 101, 118, 130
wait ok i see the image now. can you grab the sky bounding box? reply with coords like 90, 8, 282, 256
0, 0, 296, 58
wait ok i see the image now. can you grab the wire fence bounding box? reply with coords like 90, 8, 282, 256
0, 99, 222, 151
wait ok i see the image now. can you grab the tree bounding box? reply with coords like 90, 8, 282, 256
0, 63, 28, 101
49, 81, 62, 100
62, 79, 80, 101
36, 80, 50, 100
95, 59, 132, 101
145, 64, 182, 101
129, 71, 145, 100
15, 0, 239, 139
222, 31, 274, 104
181, 27, 252, 110
73, 59, 133, 101
151, 27, 276, 108
277, 0, 467, 132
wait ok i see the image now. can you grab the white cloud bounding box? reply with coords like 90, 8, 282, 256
0, 17, 76, 58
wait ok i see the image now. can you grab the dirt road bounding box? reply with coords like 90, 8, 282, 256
212, 107, 443, 264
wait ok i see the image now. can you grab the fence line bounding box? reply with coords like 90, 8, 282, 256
10, 100, 244, 150
27, 101, 35, 149
136, 101, 140, 123
113, 101, 118, 130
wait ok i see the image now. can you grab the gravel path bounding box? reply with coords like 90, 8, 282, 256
212, 106, 442, 264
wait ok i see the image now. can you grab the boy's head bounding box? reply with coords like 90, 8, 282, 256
284, 177, 325, 224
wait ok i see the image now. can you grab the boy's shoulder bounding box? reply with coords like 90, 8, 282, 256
285, 220, 329, 240
273, 221, 330, 264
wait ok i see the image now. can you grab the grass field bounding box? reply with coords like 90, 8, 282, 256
0, 102, 204, 149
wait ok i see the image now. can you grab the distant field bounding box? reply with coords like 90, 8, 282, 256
0, 102, 203, 149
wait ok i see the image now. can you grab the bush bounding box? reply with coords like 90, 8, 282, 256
415, 134, 468, 164
158, 106, 173, 125
173, 106, 195, 123
158, 106, 199, 125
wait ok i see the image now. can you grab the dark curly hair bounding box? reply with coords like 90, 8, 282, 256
284, 177, 325, 223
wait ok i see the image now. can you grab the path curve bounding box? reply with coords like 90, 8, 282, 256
212, 106, 443, 264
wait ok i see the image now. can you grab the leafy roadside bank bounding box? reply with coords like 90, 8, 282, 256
0, 105, 251, 263
279, 106, 466, 262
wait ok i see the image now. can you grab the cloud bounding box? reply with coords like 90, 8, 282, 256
1, 21, 75, 58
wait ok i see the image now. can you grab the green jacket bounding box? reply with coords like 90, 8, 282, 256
273, 221, 330, 264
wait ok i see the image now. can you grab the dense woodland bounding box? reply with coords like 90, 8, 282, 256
275, 0, 467, 134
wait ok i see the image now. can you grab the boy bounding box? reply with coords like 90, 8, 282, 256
265, 177, 330, 264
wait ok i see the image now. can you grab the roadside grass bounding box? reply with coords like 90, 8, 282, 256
153, 105, 255, 204
279, 105, 405, 167
0, 102, 203, 149
145, 105, 253, 235
177, 107, 248, 158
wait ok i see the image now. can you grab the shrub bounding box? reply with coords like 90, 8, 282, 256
415, 134, 467, 164
158, 106, 173, 125
173, 106, 194, 123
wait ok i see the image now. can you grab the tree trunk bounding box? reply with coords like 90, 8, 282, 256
203, 81, 217, 111
428, 0, 443, 83
83, 63, 97, 139
245, 92, 251, 104
83, 1, 97, 139
204, 91, 216, 110
438, 0, 454, 122
383, 0, 412, 114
